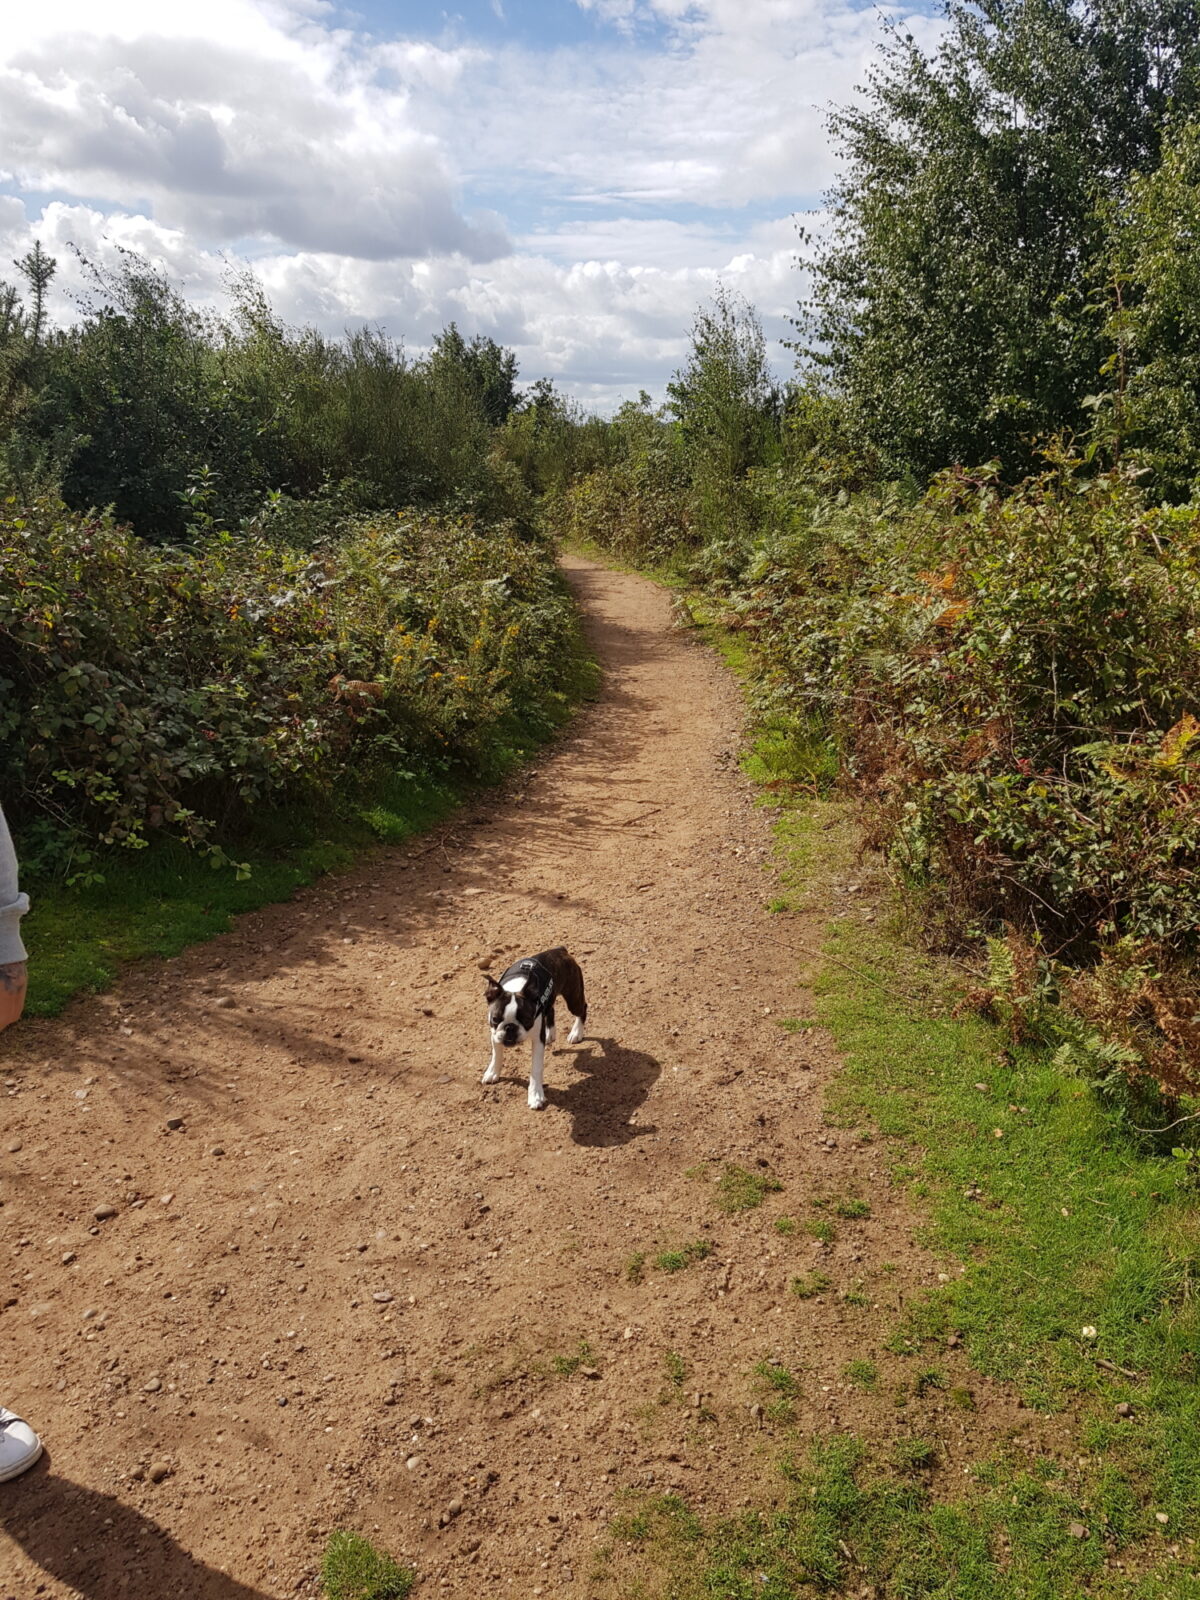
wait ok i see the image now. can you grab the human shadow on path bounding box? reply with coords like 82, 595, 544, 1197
548, 1035, 661, 1148
0, 1462, 276, 1600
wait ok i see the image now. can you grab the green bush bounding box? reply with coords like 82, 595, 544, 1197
727, 459, 1200, 925
720, 451, 1200, 1087
0, 496, 575, 876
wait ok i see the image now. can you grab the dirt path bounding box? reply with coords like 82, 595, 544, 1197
1, 558, 968, 1599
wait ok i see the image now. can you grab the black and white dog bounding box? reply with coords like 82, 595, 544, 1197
482, 946, 587, 1110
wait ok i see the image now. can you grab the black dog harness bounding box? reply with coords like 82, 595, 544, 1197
499, 956, 556, 1017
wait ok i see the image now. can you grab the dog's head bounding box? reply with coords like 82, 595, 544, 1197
484, 973, 539, 1048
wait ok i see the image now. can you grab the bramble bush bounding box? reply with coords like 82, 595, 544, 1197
0, 496, 575, 879
719, 452, 1200, 1092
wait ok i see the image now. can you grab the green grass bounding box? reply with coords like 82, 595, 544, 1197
821, 915, 1200, 1414
789, 1270, 831, 1299
18, 610, 599, 1016
754, 1359, 802, 1425
604, 1421, 1195, 1600
609, 1491, 703, 1549
713, 1163, 784, 1215
805, 1191, 871, 1219
550, 1339, 596, 1377
773, 1215, 797, 1236
754, 1360, 802, 1399
844, 1359, 879, 1389
889, 1436, 938, 1472
663, 1350, 688, 1388
654, 1239, 713, 1274
20, 774, 455, 1016
624, 1250, 647, 1284
802, 844, 1200, 1590
804, 1217, 835, 1244
320, 1531, 415, 1600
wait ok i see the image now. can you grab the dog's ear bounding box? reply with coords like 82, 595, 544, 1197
483, 975, 501, 999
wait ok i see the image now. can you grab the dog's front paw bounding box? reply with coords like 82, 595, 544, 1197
567, 1018, 584, 1045
527, 1088, 547, 1111
481, 1065, 500, 1085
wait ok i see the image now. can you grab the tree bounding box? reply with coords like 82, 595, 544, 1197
15, 242, 56, 350
1103, 117, 1200, 499
668, 286, 780, 481
427, 323, 520, 427
803, 0, 1200, 480
667, 287, 781, 543
0, 245, 65, 498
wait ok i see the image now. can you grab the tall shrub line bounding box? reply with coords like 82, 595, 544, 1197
0, 498, 576, 880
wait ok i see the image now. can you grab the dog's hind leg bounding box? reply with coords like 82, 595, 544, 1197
528, 1020, 548, 1110
481, 1038, 502, 1085
562, 958, 587, 1044
544, 1002, 556, 1050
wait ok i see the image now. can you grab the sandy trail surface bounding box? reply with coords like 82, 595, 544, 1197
2, 558, 987, 1600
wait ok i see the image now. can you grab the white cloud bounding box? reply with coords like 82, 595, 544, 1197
0, 0, 935, 405
1, 1, 504, 260
461, 0, 944, 208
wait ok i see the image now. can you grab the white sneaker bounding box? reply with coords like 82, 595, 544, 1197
0, 1408, 42, 1481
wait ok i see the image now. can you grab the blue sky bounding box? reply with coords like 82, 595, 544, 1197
335, 0, 670, 50
0, 0, 941, 409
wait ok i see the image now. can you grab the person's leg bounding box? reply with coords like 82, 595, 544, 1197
0, 960, 27, 1031
0, 1409, 43, 1481
0, 800, 29, 1033
0, 806, 39, 1480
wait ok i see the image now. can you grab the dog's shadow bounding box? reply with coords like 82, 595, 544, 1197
546, 1034, 661, 1147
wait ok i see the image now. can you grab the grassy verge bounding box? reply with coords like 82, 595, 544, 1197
19, 596, 598, 1016
592, 574, 1200, 1597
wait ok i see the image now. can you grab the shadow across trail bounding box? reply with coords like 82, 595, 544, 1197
1, 1464, 276, 1600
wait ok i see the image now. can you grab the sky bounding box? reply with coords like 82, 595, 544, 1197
0, 0, 941, 411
